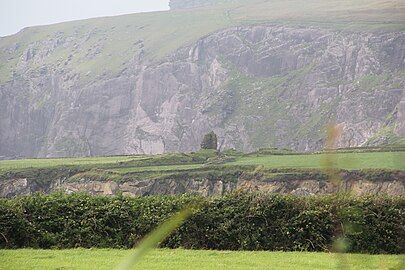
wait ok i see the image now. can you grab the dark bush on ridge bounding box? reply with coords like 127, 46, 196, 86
0, 192, 403, 253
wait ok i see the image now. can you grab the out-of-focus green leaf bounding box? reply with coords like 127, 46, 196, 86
115, 207, 193, 270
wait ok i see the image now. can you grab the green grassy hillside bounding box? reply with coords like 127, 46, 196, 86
1, 0, 404, 83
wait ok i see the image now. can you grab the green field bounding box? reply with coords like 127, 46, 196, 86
0, 155, 145, 171
232, 151, 405, 170
108, 164, 203, 174
1, 150, 404, 172
0, 249, 403, 270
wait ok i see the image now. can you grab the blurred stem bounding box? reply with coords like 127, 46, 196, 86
115, 207, 194, 270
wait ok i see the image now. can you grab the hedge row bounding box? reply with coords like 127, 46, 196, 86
0, 192, 403, 253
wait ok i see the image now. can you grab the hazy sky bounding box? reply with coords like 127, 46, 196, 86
0, 0, 170, 37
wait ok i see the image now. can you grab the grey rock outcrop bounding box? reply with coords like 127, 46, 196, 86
1, 172, 404, 198
0, 25, 404, 158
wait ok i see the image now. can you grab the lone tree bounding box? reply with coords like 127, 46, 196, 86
200, 131, 218, 150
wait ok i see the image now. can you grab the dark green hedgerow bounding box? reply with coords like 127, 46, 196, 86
0, 192, 403, 253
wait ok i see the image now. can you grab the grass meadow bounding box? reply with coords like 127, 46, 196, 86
232, 151, 405, 170
0, 155, 143, 171
0, 249, 404, 270
1, 150, 404, 172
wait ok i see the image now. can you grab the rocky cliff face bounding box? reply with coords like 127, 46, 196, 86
1, 171, 404, 197
0, 24, 404, 158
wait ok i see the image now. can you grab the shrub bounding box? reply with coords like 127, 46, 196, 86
200, 131, 218, 150
0, 192, 403, 253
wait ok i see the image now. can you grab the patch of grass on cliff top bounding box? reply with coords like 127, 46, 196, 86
1, 0, 403, 83
1, 150, 404, 172
0, 249, 403, 270
0, 155, 145, 171
230, 151, 405, 170
109, 164, 203, 174
0, 150, 217, 172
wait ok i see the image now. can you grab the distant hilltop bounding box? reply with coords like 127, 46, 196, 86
169, 0, 233, 9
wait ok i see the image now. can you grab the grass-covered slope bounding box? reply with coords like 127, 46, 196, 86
0, 0, 404, 83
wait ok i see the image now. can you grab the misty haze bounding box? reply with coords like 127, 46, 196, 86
0, 1, 404, 269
